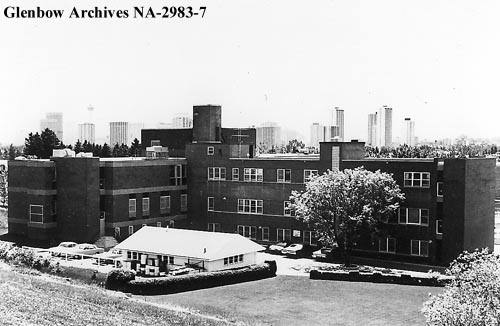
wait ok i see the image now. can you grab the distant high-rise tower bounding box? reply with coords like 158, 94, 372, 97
310, 123, 324, 148
335, 107, 344, 142
78, 123, 95, 144
403, 118, 416, 146
172, 113, 193, 129
375, 106, 392, 147
367, 113, 377, 146
256, 122, 281, 149
40, 112, 63, 142
110, 122, 129, 146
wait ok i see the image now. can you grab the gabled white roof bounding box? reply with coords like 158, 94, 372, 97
115, 227, 265, 261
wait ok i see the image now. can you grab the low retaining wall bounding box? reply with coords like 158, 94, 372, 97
310, 269, 448, 287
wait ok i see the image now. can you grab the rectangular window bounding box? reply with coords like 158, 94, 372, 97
237, 199, 263, 214
156, 222, 162, 227
207, 197, 214, 211
404, 172, 431, 188
398, 208, 429, 225
262, 227, 270, 241
237, 225, 257, 240
437, 182, 443, 197
224, 257, 228, 265
208, 167, 226, 181
128, 225, 134, 236
128, 199, 136, 219
114, 227, 120, 238
244, 168, 263, 182
239, 254, 244, 262
207, 146, 215, 155
150, 140, 161, 146
160, 195, 171, 214
29, 205, 43, 223
277, 169, 291, 183
232, 168, 239, 181
180, 194, 188, 212
170, 164, 186, 185
303, 231, 315, 245
379, 238, 396, 253
411, 240, 429, 257
208, 223, 221, 232
169, 256, 174, 265
142, 197, 150, 216
436, 220, 443, 235
169, 220, 175, 228
283, 201, 295, 216
303, 170, 319, 183
277, 228, 292, 242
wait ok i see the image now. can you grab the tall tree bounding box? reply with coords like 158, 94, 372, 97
285, 139, 305, 153
24, 129, 63, 159
290, 167, 404, 266
24, 132, 43, 158
8, 144, 20, 160
74, 140, 83, 154
128, 138, 141, 157
101, 143, 111, 158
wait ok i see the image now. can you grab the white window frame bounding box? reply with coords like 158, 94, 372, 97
237, 225, 257, 240
277, 169, 291, 183
303, 169, 318, 183
262, 227, 270, 241
436, 220, 443, 235
232, 168, 239, 181
404, 172, 430, 188
237, 199, 263, 214
437, 182, 443, 197
128, 199, 136, 218
207, 197, 214, 212
171, 164, 186, 186
208, 223, 220, 232
283, 201, 295, 216
160, 195, 171, 214
29, 204, 44, 224
142, 197, 150, 216
303, 230, 316, 245
243, 168, 263, 182
277, 228, 292, 242
207, 146, 215, 155
180, 194, 188, 212
128, 225, 134, 235
411, 240, 429, 257
208, 167, 226, 180
398, 208, 429, 225
156, 222, 162, 227
379, 237, 396, 253
150, 140, 161, 146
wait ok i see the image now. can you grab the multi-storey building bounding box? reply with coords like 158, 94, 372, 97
256, 122, 282, 150
310, 123, 324, 148
8, 105, 495, 266
110, 122, 129, 146
40, 112, 63, 142
367, 113, 377, 146
78, 123, 95, 144
403, 118, 416, 146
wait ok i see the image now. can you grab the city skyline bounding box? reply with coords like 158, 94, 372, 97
2, 0, 500, 145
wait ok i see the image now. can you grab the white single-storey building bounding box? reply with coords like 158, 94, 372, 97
115, 226, 265, 275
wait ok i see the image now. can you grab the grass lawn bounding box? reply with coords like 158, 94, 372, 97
140, 275, 443, 326
0, 264, 240, 326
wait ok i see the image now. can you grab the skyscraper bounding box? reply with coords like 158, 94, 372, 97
256, 122, 281, 149
78, 123, 95, 144
40, 112, 63, 142
367, 113, 377, 146
110, 122, 129, 146
310, 123, 324, 148
335, 107, 344, 142
403, 118, 416, 146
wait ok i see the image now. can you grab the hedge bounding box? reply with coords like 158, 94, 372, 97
108, 260, 277, 295
310, 269, 448, 287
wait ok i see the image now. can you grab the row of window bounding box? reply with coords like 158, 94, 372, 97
119, 221, 175, 238
128, 195, 187, 218
379, 238, 429, 257
208, 197, 295, 216
208, 167, 318, 183
223, 254, 244, 266
126, 251, 176, 265
233, 224, 316, 245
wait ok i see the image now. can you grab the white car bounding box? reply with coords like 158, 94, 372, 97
49, 241, 78, 256
268, 242, 287, 254
281, 244, 304, 256
72, 243, 104, 256
93, 248, 124, 265
312, 247, 333, 260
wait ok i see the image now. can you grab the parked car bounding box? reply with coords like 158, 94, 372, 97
312, 247, 333, 260
281, 243, 304, 256
93, 248, 123, 265
267, 242, 287, 254
71, 243, 104, 257
49, 241, 78, 256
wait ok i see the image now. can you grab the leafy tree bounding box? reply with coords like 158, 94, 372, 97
82, 140, 93, 153
74, 140, 83, 154
285, 139, 305, 153
7, 144, 21, 160
24, 128, 63, 159
0, 166, 7, 207
101, 143, 111, 158
422, 248, 500, 325
128, 138, 141, 157
290, 167, 404, 266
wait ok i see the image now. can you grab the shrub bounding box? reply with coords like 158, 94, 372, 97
106, 268, 136, 290
110, 261, 276, 294
422, 248, 500, 325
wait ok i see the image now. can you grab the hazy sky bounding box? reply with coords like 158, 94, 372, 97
1, 0, 499, 145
